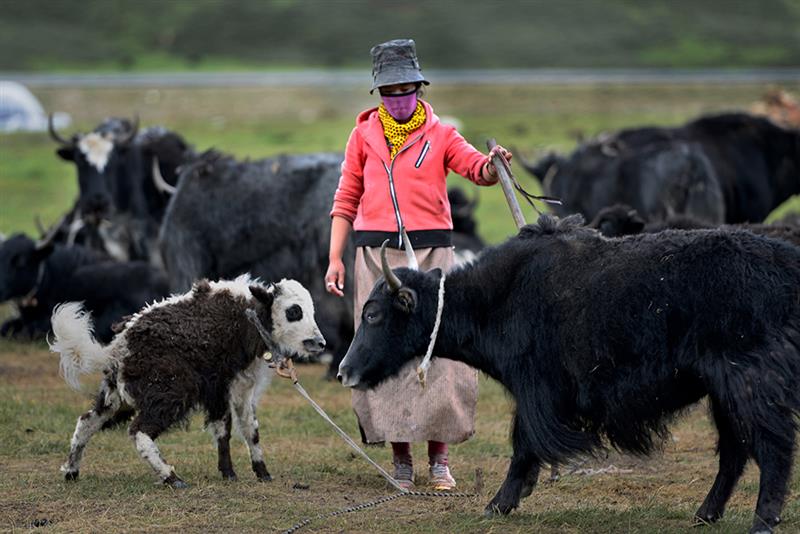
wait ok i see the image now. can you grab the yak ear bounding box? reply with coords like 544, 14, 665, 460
249, 285, 275, 308
394, 287, 417, 314
627, 210, 646, 232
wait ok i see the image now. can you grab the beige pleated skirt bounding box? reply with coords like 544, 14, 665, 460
352, 245, 478, 444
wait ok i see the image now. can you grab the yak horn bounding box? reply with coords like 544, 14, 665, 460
542, 163, 559, 193
34, 215, 46, 237
35, 213, 67, 251
152, 157, 177, 194
66, 214, 84, 246
117, 114, 140, 145
401, 228, 418, 270
48, 113, 72, 146
380, 239, 402, 292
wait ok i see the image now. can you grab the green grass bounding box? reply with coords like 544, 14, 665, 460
0, 346, 798, 533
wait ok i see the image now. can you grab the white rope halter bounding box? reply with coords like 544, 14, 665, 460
416, 271, 446, 388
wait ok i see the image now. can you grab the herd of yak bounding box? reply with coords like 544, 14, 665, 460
3, 107, 800, 533
0, 117, 483, 374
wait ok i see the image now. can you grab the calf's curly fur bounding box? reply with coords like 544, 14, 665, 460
50, 274, 324, 487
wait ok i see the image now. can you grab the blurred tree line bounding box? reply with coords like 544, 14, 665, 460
2, 0, 799, 71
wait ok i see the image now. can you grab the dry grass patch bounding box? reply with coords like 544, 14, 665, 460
0, 342, 798, 533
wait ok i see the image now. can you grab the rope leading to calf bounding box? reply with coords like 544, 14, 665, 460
281, 378, 475, 534
244, 310, 474, 533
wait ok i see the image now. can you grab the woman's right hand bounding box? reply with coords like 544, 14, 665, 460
325, 258, 345, 297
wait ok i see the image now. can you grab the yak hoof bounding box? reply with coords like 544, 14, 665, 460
749, 516, 779, 534
164, 473, 188, 489
484, 501, 515, 517
221, 471, 238, 481
63, 470, 79, 482
693, 509, 722, 526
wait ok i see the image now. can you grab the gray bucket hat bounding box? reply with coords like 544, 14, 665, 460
370, 39, 430, 94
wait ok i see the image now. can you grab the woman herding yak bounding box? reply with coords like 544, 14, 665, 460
325, 38, 510, 491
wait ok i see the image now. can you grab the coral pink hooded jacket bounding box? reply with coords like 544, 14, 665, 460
330, 100, 493, 246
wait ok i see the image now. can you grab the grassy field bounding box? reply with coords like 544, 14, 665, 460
1, 84, 800, 533
1, 342, 798, 533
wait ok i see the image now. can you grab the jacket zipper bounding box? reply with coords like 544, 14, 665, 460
415, 140, 431, 168
383, 133, 424, 247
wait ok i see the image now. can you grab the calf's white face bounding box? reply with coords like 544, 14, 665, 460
270, 279, 326, 358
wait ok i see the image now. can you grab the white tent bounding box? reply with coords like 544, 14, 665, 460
0, 81, 71, 133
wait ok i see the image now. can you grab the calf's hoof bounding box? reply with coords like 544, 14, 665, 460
220, 470, 238, 481
164, 473, 188, 489
63, 470, 79, 482
252, 461, 272, 482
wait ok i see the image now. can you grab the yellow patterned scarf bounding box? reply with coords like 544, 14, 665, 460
378, 101, 426, 159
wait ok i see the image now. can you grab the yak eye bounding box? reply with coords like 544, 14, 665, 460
285, 304, 303, 322
363, 304, 382, 325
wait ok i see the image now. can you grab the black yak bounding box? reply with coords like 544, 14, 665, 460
49, 275, 325, 487
589, 203, 800, 247
0, 233, 169, 341
527, 113, 800, 224
49, 116, 193, 263
338, 215, 800, 533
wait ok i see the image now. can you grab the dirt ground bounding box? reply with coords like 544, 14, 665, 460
0, 341, 798, 533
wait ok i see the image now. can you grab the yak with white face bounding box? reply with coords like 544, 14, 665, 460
49, 116, 191, 263
339, 216, 800, 534
49, 275, 324, 488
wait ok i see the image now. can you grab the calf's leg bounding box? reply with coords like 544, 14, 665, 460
61, 382, 122, 481
208, 413, 236, 480
129, 416, 186, 488
231, 392, 271, 481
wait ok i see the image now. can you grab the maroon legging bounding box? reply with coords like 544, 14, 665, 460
392, 441, 448, 465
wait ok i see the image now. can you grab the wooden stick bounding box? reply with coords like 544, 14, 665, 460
487, 138, 526, 230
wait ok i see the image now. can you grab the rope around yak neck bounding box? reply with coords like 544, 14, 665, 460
416, 271, 446, 387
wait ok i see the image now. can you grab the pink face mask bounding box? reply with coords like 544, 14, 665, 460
381, 91, 418, 121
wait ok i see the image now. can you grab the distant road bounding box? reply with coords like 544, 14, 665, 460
4, 69, 800, 87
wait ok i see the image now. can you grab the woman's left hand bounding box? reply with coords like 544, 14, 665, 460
483, 145, 513, 183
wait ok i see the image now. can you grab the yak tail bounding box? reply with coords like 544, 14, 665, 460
48, 303, 112, 391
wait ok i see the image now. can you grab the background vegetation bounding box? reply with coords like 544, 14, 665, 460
2, 83, 799, 241
2, 0, 800, 72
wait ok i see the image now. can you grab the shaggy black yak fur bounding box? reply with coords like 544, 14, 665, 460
49, 275, 325, 488
338, 215, 800, 533
0, 234, 168, 341
589, 203, 800, 247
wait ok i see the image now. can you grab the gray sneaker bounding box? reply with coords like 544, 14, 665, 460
429, 462, 456, 491
392, 461, 414, 490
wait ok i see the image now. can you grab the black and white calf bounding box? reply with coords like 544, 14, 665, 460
49, 275, 325, 488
